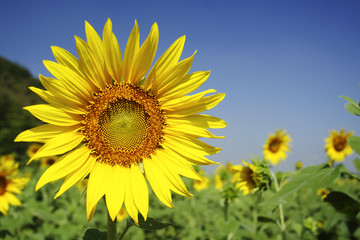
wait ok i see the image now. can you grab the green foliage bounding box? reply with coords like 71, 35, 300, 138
135, 214, 174, 231
82, 229, 107, 240
341, 96, 360, 116
261, 164, 340, 209
324, 191, 360, 217
348, 136, 360, 155
0, 56, 42, 155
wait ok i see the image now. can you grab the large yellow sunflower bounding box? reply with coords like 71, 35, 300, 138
15, 19, 226, 223
263, 129, 291, 165
325, 128, 353, 162
0, 155, 29, 215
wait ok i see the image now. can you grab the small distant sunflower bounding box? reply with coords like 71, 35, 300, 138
26, 143, 42, 158
193, 169, 210, 191
116, 207, 128, 222
15, 19, 226, 224
231, 160, 260, 195
325, 128, 353, 162
40, 156, 59, 168
263, 129, 291, 165
316, 188, 329, 200
0, 156, 29, 215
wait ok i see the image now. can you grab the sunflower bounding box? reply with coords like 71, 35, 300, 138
15, 19, 226, 224
263, 129, 291, 165
325, 128, 353, 162
0, 156, 29, 215
40, 156, 59, 168
193, 169, 210, 191
26, 143, 42, 158
231, 160, 260, 195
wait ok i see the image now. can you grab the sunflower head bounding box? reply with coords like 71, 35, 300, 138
193, 168, 210, 191
231, 158, 271, 195
0, 156, 29, 215
316, 188, 329, 200
263, 129, 291, 165
26, 143, 42, 158
325, 128, 353, 162
14, 19, 226, 224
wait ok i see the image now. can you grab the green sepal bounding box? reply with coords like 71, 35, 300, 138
82, 228, 107, 240
260, 164, 340, 209
340, 96, 360, 116
324, 191, 360, 217
348, 136, 360, 155
133, 214, 174, 231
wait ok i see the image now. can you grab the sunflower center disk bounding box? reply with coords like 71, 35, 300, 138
83, 84, 165, 167
0, 176, 7, 195
269, 139, 281, 153
99, 99, 149, 150
333, 136, 346, 152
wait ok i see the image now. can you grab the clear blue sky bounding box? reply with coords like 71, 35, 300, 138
1, 0, 360, 172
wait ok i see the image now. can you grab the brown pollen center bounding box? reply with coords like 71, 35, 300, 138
82, 83, 165, 167
333, 136, 347, 152
269, 138, 282, 153
0, 176, 7, 196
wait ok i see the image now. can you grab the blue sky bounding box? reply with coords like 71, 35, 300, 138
1, 0, 360, 172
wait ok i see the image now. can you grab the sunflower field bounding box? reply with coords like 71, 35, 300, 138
1, 19, 360, 240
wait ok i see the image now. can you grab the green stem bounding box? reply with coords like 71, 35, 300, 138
272, 173, 286, 239
119, 220, 132, 240
253, 202, 258, 237
224, 197, 229, 221
107, 211, 116, 240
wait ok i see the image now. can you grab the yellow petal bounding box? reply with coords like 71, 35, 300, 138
166, 93, 225, 116
15, 124, 80, 143
152, 52, 195, 96
29, 87, 87, 114
36, 147, 91, 190
24, 104, 82, 126
131, 22, 159, 85
130, 165, 148, 220
151, 155, 191, 197
55, 154, 96, 199
29, 131, 84, 163
103, 18, 122, 83
43, 60, 93, 100
86, 162, 107, 220
123, 167, 139, 224
51, 46, 85, 78
75, 36, 106, 89
143, 159, 174, 208
145, 36, 185, 90
167, 114, 227, 129
159, 71, 210, 100
156, 149, 202, 180
161, 89, 216, 110
166, 124, 224, 139
122, 20, 140, 83
4, 193, 21, 206
39, 74, 88, 107
105, 166, 125, 221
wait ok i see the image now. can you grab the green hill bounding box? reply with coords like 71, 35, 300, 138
0, 56, 42, 155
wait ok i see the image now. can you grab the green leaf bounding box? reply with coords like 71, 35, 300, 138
136, 214, 174, 231
340, 96, 360, 116
348, 136, 360, 155
257, 216, 277, 224
353, 159, 360, 171
324, 191, 360, 217
260, 164, 340, 209
82, 228, 107, 240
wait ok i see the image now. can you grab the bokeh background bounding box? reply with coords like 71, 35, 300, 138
1, 0, 360, 172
